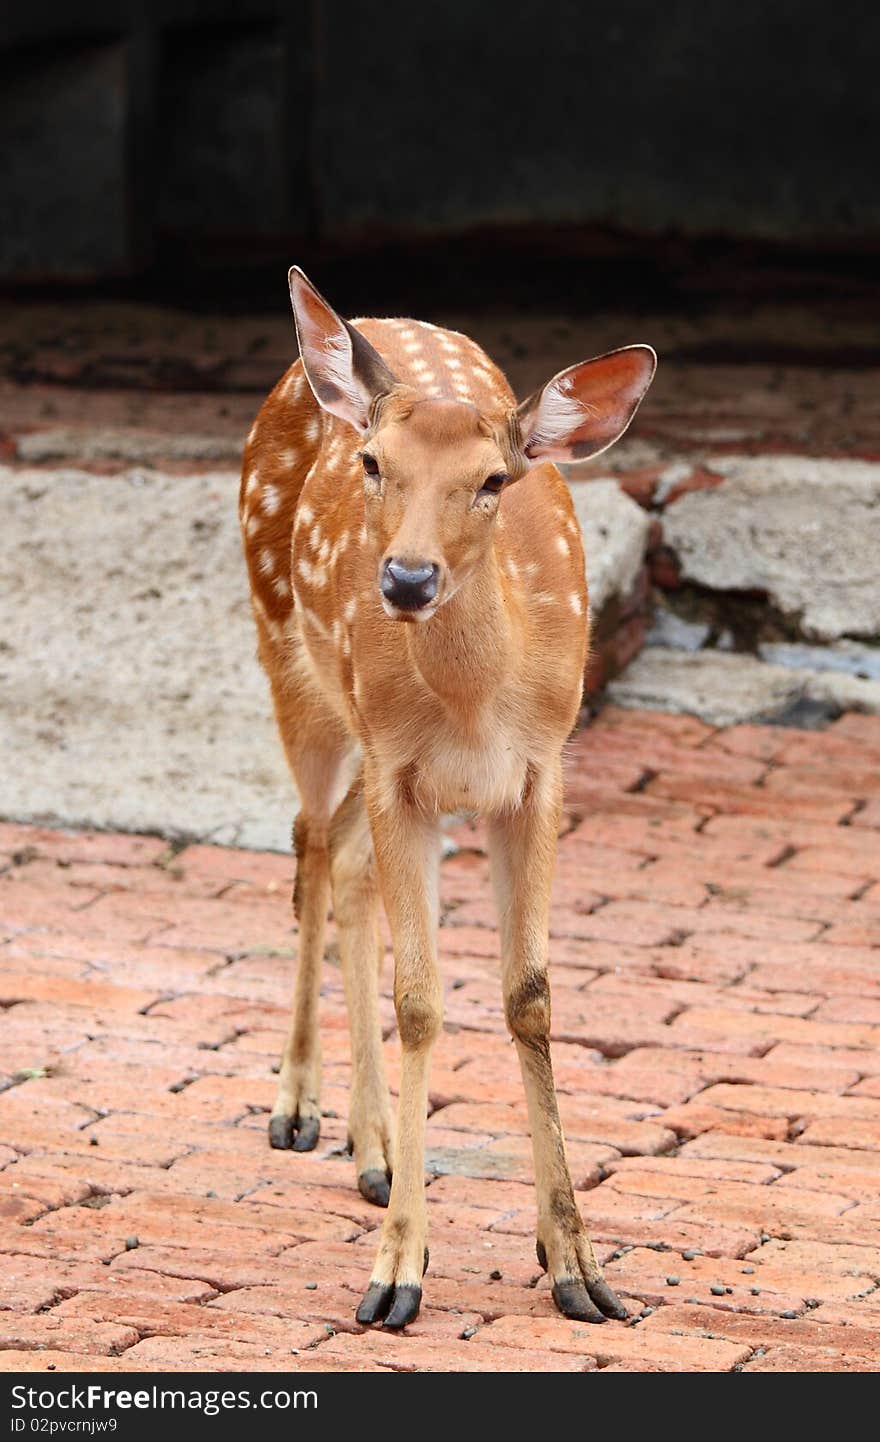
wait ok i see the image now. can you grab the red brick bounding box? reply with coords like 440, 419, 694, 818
646, 775, 856, 824
642, 1301, 880, 1356
53, 1292, 326, 1351
7, 725, 880, 1374
659, 1102, 790, 1143
800, 1116, 880, 1151
605, 1245, 865, 1311
681, 1130, 880, 1178
851, 798, 880, 830
743, 1344, 875, 1371
317, 1330, 593, 1372
479, 1315, 749, 1370
0, 1313, 139, 1356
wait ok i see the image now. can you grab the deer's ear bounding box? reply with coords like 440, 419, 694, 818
516, 345, 657, 464
288, 266, 399, 432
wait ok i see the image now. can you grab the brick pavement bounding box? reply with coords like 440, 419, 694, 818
1, 706, 880, 1373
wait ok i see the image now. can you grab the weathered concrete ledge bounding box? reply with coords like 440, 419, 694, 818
608, 647, 880, 727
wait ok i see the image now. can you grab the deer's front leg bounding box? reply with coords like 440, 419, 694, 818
355, 774, 441, 1330
489, 760, 627, 1324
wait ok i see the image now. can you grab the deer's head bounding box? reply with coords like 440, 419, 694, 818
289, 267, 656, 623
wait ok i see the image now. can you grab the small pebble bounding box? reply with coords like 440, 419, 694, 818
305, 1282, 318, 1291
781, 1310, 797, 1319
681, 1249, 700, 1262
462, 1327, 477, 1339
710, 1284, 725, 1296
89, 1136, 99, 1147
124, 1236, 139, 1251
489, 1269, 502, 1281
666, 1275, 680, 1287
750, 1287, 761, 1295
742, 1266, 755, 1275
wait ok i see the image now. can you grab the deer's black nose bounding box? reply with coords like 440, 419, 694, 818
381, 558, 440, 611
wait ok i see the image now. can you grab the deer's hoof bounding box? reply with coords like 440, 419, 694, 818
358, 1168, 392, 1207
356, 1281, 422, 1330
551, 1276, 628, 1323
268, 1113, 320, 1152
587, 1276, 629, 1321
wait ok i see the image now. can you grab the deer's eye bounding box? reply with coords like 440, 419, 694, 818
478, 472, 507, 498
361, 453, 380, 478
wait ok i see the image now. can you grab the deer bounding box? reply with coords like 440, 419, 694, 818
239, 267, 656, 1330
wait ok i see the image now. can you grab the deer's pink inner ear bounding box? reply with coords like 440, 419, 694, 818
519, 345, 656, 464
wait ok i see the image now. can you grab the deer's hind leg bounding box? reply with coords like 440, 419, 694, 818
267, 671, 356, 1153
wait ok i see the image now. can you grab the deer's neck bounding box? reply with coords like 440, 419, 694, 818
406, 548, 520, 718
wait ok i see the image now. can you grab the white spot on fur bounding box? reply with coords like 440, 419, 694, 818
258, 548, 275, 577
570, 592, 583, 615
245, 512, 261, 538
300, 604, 331, 640
556, 535, 570, 557
298, 502, 314, 526
262, 483, 283, 516
273, 573, 291, 599
244, 468, 260, 497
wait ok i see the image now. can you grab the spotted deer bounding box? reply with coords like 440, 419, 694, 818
239, 268, 656, 1329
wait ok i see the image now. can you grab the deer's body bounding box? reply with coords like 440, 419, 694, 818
240, 272, 655, 1329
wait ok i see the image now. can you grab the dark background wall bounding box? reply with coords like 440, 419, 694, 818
1, 0, 878, 286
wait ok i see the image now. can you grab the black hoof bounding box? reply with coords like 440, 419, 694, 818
356, 1281, 422, 1330
358, 1169, 391, 1207
423, 1246, 430, 1277
269, 1113, 320, 1152
588, 1277, 628, 1320
384, 1284, 422, 1330
291, 1116, 321, 1152
269, 1115, 294, 1150
536, 1239, 548, 1271
552, 1279, 606, 1324
356, 1282, 393, 1325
